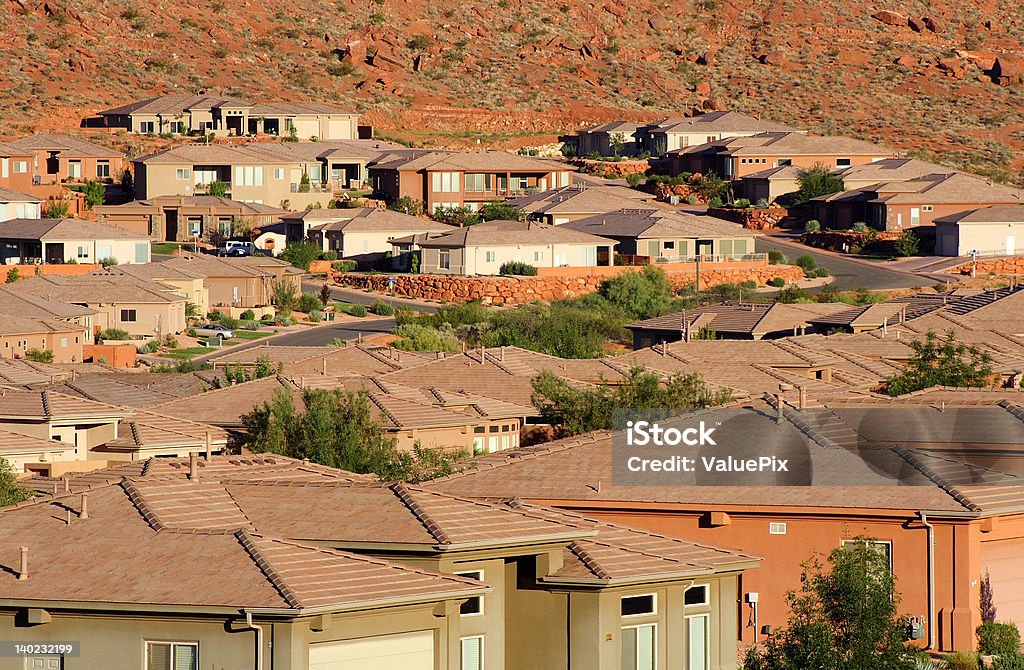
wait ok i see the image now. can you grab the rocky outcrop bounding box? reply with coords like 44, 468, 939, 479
954, 257, 1024, 276
706, 206, 789, 230
334, 266, 804, 305
872, 10, 907, 26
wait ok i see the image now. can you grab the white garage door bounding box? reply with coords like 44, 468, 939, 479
309, 630, 434, 670
982, 538, 1024, 629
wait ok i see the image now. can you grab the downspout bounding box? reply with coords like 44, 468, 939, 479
918, 512, 936, 650
244, 611, 265, 670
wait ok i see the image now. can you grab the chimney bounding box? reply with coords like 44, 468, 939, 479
18, 547, 28, 580
797, 386, 807, 411
500, 346, 505, 362
80, 493, 89, 520
188, 451, 198, 480
900, 305, 906, 323
775, 394, 784, 425
63, 477, 69, 493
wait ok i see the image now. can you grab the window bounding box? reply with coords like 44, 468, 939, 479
432, 171, 460, 193
662, 241, 675, 250
836, 158, 852, 168
621, 594, 656, 617
465, 173, 492, 192
842, 539, 893, 572
473, 426, 485, 433
274, 168, 285, 180
777, 158, 792, 166
140, 121, 155, 133
120, 309, 137, 323
684, 585, 709, 606
687, 614, 709, 670
461, 636, 484, 670
534, 251, 544, 262
456, 570, 483, 615
145, 641, 198, 670
176, 168, 190, 180
922, 205, 934, 212
76, 245, 89, 259
439, 249, 451, 270
13, 161, 28, 173
96, 161, 110, 178
168, 121, 185, 134
60, 337, 68, 348
1, 157, 7, 178
621, 623, 655, 670
485, 251, 496, 262
769, 522, 787, 535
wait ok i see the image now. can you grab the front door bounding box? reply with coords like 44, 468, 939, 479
687, 614, 710, 670
910, 207, 920, 227
164, 209, 179, 242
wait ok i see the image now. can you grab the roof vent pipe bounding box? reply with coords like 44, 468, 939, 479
775, 394, 784, 425
18, 547, 28, 581
80, 493, 89, 520
188, 451, 198, 481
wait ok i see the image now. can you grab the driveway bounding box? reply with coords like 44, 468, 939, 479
754, 237, 939, 291
302, 279, 440, 314
267, 318, 398, 346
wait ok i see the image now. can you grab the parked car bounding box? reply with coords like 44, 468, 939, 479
217, 241, 257, 257
193, 323, 235, 339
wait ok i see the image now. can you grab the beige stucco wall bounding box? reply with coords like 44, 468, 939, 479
86, 300, 186, 336
420, 243, 608, 275
0, 326, 86, 364
935, 221, 1024, 257
137, 162, 335, 210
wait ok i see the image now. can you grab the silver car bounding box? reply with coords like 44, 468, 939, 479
193, 323, 235, 339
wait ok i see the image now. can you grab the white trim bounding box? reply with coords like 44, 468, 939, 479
455, 570, 484, 616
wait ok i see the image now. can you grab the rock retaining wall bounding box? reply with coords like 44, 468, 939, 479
954, 256, 1024, 276
336, 265, 804, 305
707, 206, 789, 230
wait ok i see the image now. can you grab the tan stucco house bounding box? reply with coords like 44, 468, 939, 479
0, 218, 151, 265
400, 220, 617, 275
283, 207, 455, 263
934, 205, 1024, 257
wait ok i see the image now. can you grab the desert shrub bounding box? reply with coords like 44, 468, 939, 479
499, 261, 538, 276
24, 348, 54, 363
138, 340, 159, 354
812, 267, 830, 278
626, 173, 644, 187
992, 653, 1024, 670
768, 277, 786, 288
370, 300, 395, 316
755, 198, 770, 208
767, 248, 787, 265
240, 309, 255, 320
96, 328, 131, 340
795, 254, 817, 272
733, 198, 751, 209
944, 650, 979, 670
978, 621, 1021, 657
320, 250, 338, 261
805, 219, 821, 232
348, 304, 368, 317
332, 260, 358, 272
296, 293, 322, 313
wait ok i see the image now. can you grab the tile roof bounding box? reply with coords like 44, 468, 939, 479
0, 358, 74, 387
0, 482, 485, 611
102, 408, 230, 451
6, 133, 123, 158
370, 150, 560, 173
835, 158, 955, 183
425, 401, 1024, 514
578, 121, 643, 134
627, 302, 851, 338
934, 205, 1024, 224
0, 218, 150, 241
209, 344, 433, 375
645, 111, 799, 135
150, 375, 301, 426
0, 286, 95, 319
99, 93, 254, 116
0, 389, 131, 420
672, 132, 889, 158
14, 274, 185, 304
510, 185, 659, 216
284, 207, 456, 234
0, 186, 41, 202
135, 140, 394, 165
97, 195, 287, 217
565, 208, 756, 239
0, 429, 74, 454
52, 376, 181, 408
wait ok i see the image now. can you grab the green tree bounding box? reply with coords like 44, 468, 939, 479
271, 278, 299, 314
794, 164, 844, 204
886, 330, 993, 396
609, 132, 626, 157
432, 205, 480, 227
478, 200, 525, 221
388, 196, 424, 217
5, 268, 18, 283
742, 539, 915, 670
120, 168, 134, 193
600, 265, 675, 319
280, 242, 321, 271
893, 230, 920, 257
692, 171, 729, 202
207, 180, 228, 197
81, 180, 106, 209
531, 367, 732, 438
42, 198, 70, 218
299, 172, 311, 193
0, 456, 33, 507
24, 348, 54, 363
240, 388, 466, 481
319, 283, 332, 307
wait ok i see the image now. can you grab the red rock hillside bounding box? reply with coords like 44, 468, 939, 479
0, 0, 1023, 182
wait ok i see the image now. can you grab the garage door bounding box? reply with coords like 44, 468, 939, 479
981, 538, 1024, 629
309, 630, 434, 670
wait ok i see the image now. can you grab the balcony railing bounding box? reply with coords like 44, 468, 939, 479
621, 253, 767, 266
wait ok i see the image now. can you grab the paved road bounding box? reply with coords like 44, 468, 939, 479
302, 280, 440, 314
754, 237, 938, 291
267, 318, 398, 346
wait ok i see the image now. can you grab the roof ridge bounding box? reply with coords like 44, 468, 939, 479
235, 530, 304, 608
40, 390, 51, 417
568, 542, 613, 580
120, 479, 168, 531
390, 482, 452, 544
891, 446, 981, 512
356, 345, 405, 370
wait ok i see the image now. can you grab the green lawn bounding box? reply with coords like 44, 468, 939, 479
225, 330, 274, 342
152, 243, 188, 255
159, 346, 211, 360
